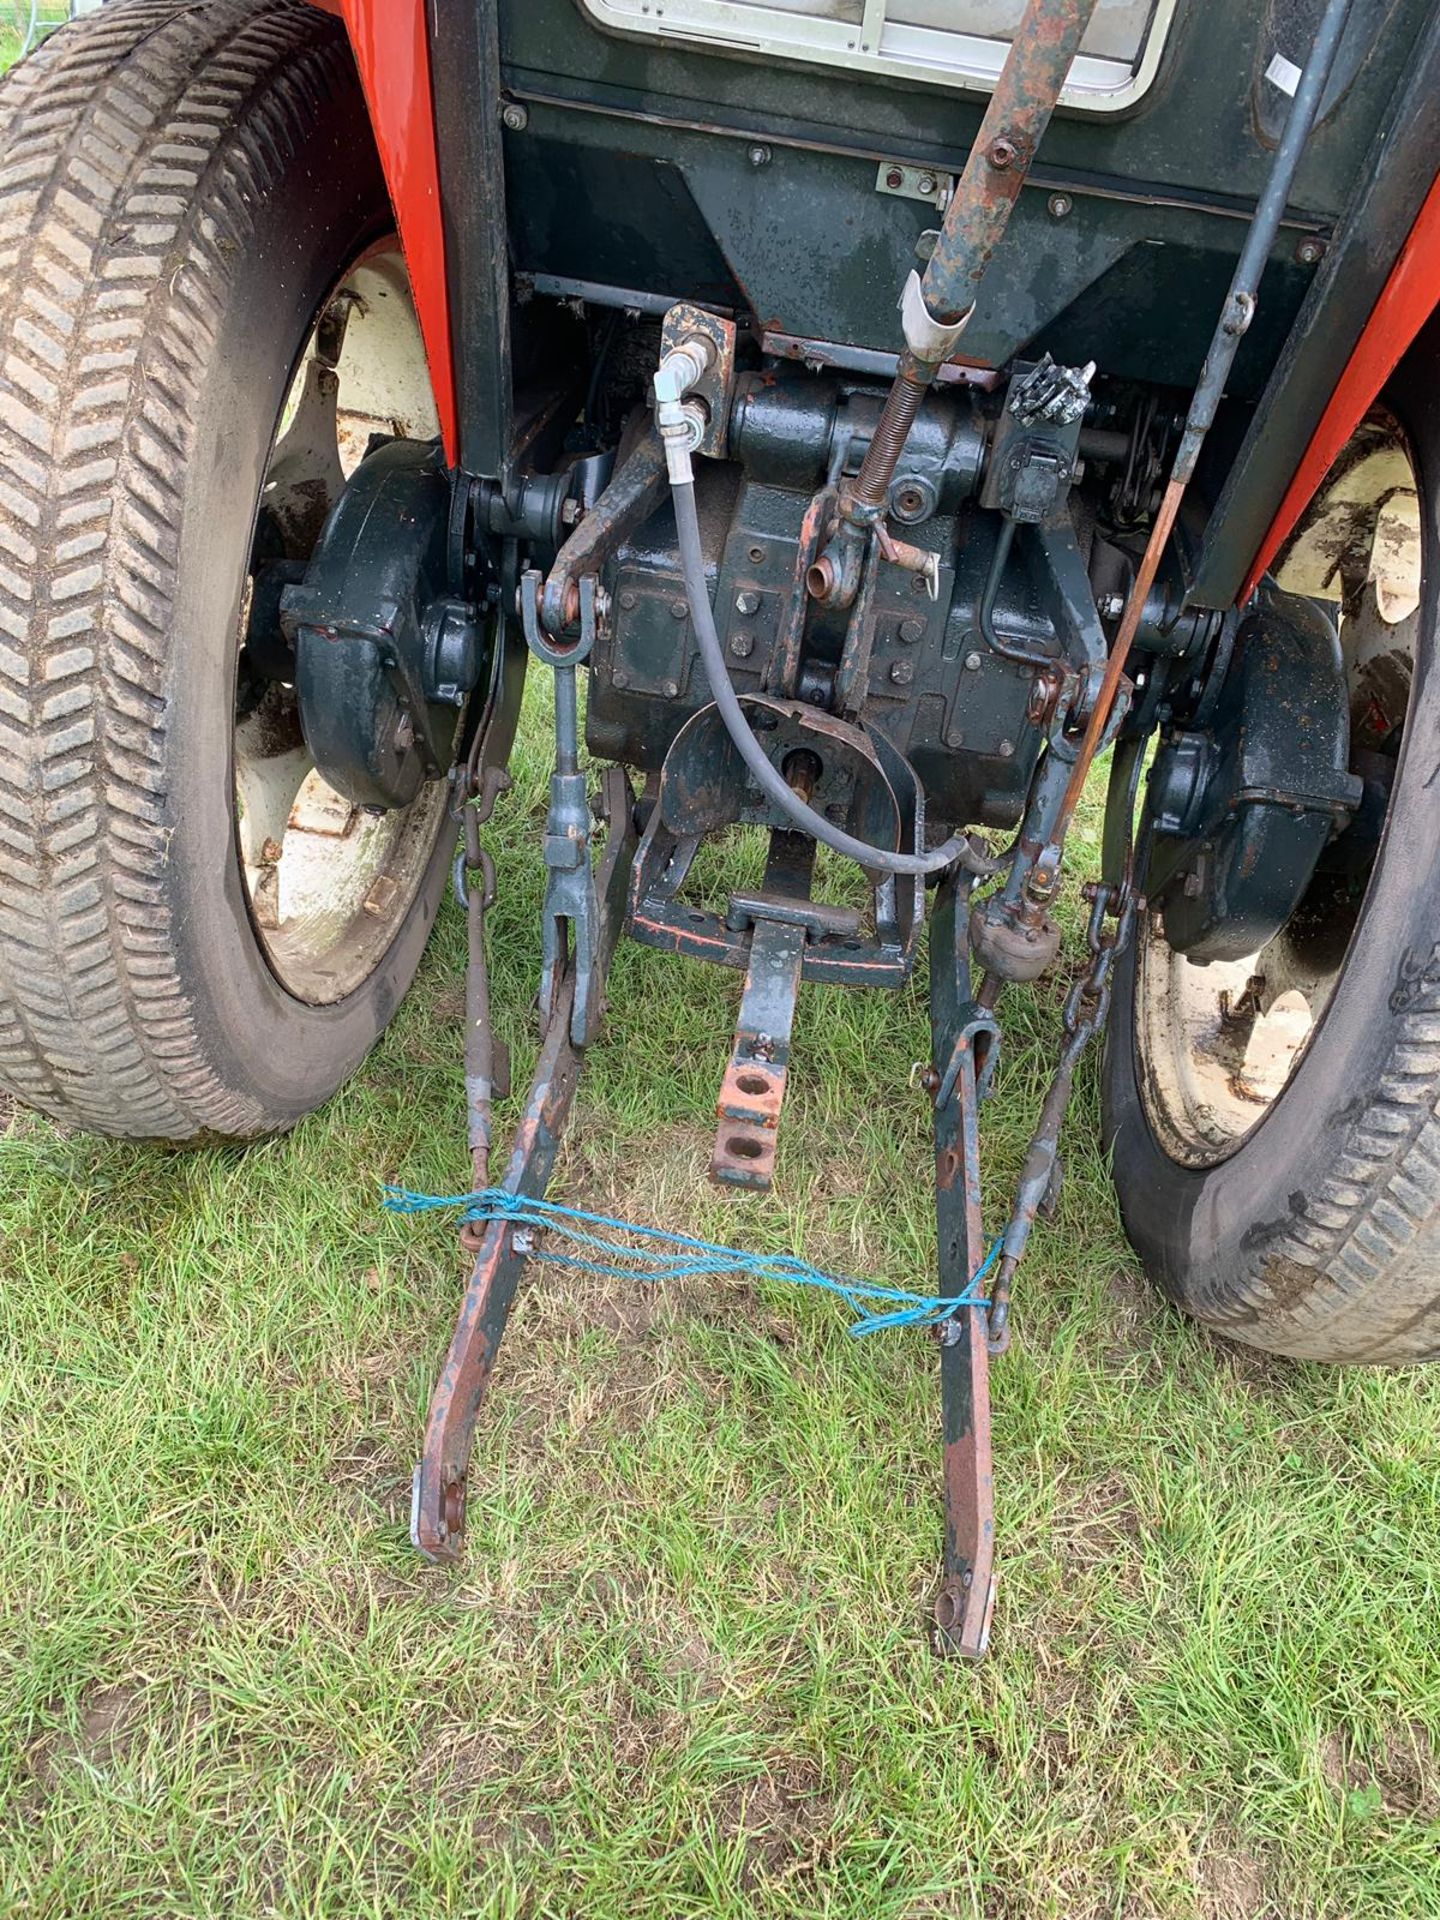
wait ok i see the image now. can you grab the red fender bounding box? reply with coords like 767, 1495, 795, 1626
1243, 174, 1440, 600
314, 0, 458, 465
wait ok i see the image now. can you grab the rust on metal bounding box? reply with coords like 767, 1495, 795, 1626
768, 484, 834, 695
844, 0, 1100, 521
933, 1030, 998, 1659
1054, 471, 1184, 840
921, 0, 1100, 326
928, 873, 1000, 1658
541, 427, 668, 638
413, 767, 637, 1561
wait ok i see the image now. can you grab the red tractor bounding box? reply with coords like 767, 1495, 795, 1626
2, 0, 1438, 1654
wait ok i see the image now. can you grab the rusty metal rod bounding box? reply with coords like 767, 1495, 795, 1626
918, 0, 1100, 331
1053, 0, 1358, 842
848, 0, 1100, 515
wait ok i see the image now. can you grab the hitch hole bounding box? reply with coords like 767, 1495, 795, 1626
736, 1071, 770, 1096
934, 1588, 960, 1630
781, 748, 823, 803
727, 1135, 765, 1160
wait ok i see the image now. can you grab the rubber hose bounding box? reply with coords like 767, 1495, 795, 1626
674, 479, 1002, 879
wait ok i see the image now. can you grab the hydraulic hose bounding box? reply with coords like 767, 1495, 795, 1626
673, 477, 1002, 878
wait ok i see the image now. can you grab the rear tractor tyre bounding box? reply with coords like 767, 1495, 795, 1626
0, 0, 454, 1141
1102, 327, 1440, 1363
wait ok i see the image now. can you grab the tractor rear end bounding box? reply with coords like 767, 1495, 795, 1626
2, 0, 1438, 1653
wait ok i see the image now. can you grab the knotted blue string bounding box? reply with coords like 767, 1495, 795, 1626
384, 1185, 1000, 1336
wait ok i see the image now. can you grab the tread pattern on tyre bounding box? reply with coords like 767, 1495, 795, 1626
0, 0, 353, 1137
1237, 967, 1440, 1360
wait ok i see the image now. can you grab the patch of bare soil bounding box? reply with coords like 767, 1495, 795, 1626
23, 1682, 143, 1792
1195, 1839, 1269, 1920
1054, 1470, 1144, 1574
1322, 1724, 1440, 1818
712, 1755, 833, 1890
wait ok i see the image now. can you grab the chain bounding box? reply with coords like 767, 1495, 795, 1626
1062, 876, 1139, 1048
984, 867, 1141, 1353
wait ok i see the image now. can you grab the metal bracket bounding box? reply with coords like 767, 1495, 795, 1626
520, 569, 604, 1047
660, 302, 738, 460
711, 915, 807, 1192
876, 160, 954, 212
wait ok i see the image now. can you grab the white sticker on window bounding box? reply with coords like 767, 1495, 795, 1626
1266, 50, 1303, 96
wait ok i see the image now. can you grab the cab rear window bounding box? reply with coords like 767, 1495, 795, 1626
578, 0, 1177, 112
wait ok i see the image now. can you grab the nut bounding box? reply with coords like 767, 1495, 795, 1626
748, 144, 772, 168
998, 738, 1014, 758
500, 101, 528, 132
670, 598, 688, 620
1047, 192, 1073, 219
885, 166, 904, 189
916, 172, 937, 196
1296, 235, 1324, 266
618, 588, 638, 612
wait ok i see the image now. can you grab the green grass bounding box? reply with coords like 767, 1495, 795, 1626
0, 4, 67, 73
3, 683, 1440, 1919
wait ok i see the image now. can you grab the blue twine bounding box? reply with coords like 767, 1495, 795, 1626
383, 1185, 1000, 1337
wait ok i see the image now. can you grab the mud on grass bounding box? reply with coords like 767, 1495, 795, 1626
3, 687, 1440, 1919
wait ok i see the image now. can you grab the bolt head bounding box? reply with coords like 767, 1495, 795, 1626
662, 678, 680, 699
964, 650, 982, 672
899, 617, 925, 644
501, 102, 528, 132
670, 598, 688, 620
730, 631, 755, 658
988, 136, 1017, 171
735, 590, 760, 615
618, 588, 638, 611
998, 738, 1015, 758
890, 659, 914, 685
